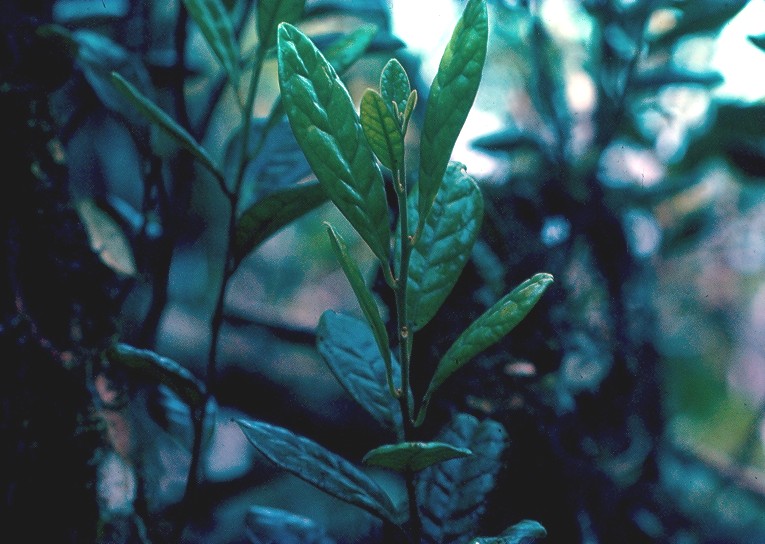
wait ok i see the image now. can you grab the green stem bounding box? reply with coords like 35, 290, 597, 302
234, 44, 267, 197
392, 164, 422, 543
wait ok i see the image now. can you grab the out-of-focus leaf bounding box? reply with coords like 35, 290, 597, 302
237, 418, 403, 524
380, 58, 411, 119
404, 162, 484, 331
319, 25, 380, 73
246, 506, 336, 544
724, 140, 765, 179
361, 89, 404, 171
417, 413, 508, 544
749, 33, 765, 52
258, 0, 305, 50
631, 68, 723, 90
651, 0, 749, 46
53, 0, 129, 24
362, 442, 471, 472
471, 129, 547, 156
418, 273, 553, 425
233, 181, 327, 264
106, 343, 206, 408
182, 0, 240, 82
277, 23, 390, 265
75, 199, 137, 277
418, 0, 488, 228
150, 385, 217, 451
471, 520, 548, 544
316, 311, 403, 438
325, 225, 395, 395
110, 72, 222, 179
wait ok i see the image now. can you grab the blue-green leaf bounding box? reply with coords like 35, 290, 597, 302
183, 0, 239, 82
110, 72, 222, 180
360, 89, 404, 171
406, 162, 483, 331
363, 442, 471, 472
277, 23, 390, 265
749, 33, 765, 52
418, 0, 488, 228
257, 0, 305, 49
471, 520, 548, 544
237, 418, 403, 524
417, 413, 508, 543
325, 224, 395, 395
316, 311, 403, 438
107, 343, 206, 408
321, 24, 379, 74
418, 273, 553, 425
233, 181, 327, 264
380, 58, 411, 119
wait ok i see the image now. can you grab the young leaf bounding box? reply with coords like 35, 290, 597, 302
75, 199, 137, 277
362, 442, 471, 472
417, 413, 508, 544
277, 23, 390, 265
471, 520, 548, 544
237, 418, 403, 524
110, 72, 222, 180
233, 181, 327, 265
402, 89, 418, 136
325, 224, 395, 396
418, 273, 553, 425
182, 0, 239, 82
380, 58, 411, 119
316, 311, 403, 438
406, 162, 484, 331
257, 0, 305, 50
360, 89, 404, 171
418, 0, 488, 228
106, 343, 206, 408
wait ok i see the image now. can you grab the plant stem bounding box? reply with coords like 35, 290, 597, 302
176, 42, 267, 544
392, 164, 422, 543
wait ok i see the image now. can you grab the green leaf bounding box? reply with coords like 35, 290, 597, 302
321, 24, 379, 74
257, 0, 305, 50
380, 58, 411, 119
233, 181, 327, 264
360, 90, 404, 171
107, 343, 206, 408
316, 311, 403, 438
277, 23, 390, 265
417, 413, 508, 543
182, 0, 239, 82
631, 68, 723, 90
418, 0, 488, 228
471, 520, 548, 544
325, 224, 396, 395
110, 72, 222, 180
237, 418, 403, 524
363, 442, 471, 472
418, 273, 553, 425
651, 0, 748, 46
402, 89, 418, 136
406, 162, 484, 331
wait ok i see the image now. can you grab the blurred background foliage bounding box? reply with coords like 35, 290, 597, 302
4, 0, 765, 542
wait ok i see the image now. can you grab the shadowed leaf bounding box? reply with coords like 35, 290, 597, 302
363, 442, 471, 472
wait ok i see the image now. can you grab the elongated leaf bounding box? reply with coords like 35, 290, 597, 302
107, 343, 206, 408
631, 68, 723, 90
233, 181, 327, 264
418, 273, 553, 424
258, 0, 305, 50
75, 199, 137, 277
110, 72, 221, 179
471, 520, 547, 544
325, 225, 395, 395
316, 311, 403, 438
183, 0, 239, 82
417, 413, 508, 544
363, 442, 471, 472
406, 162, 483, 331
237, 418, 402, 524
246, 505, 335, 544
418, 0, 488, 227
380, 58, 411, 118
321, 24, 379, 74
361, 90, 404, 171
277, 23, 390, 265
